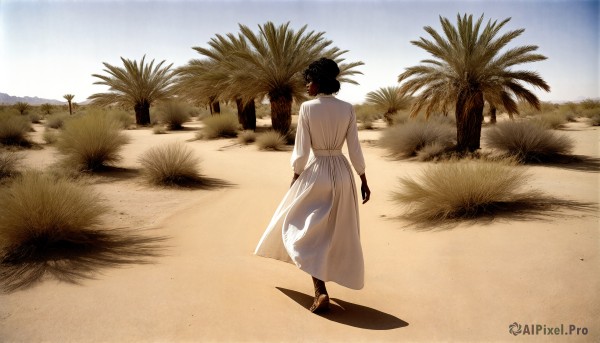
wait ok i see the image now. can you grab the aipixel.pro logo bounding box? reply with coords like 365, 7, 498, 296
509, 322, 589, 336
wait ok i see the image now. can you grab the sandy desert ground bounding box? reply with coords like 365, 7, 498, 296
0, 116, 598, 342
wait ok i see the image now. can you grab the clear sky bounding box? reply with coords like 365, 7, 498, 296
0, 0, 598, 104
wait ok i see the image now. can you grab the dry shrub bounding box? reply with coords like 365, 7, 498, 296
107, 109, 135, 129
579, 99, 600, 110
0, 150, 21, 180
589, 114, 600, 126
518, 101, 557, 117
379, 120, 455, 159
45, 113, 69, 129
28, 112, 42, 124
360, 119, 375, 130
580, 108, 600, 120
256, 131, 286, 151
57, 113, 129, 171
187, 106, 203, 118
556, 107, 578, 122
284, 125, 297, 145
152, 125, 167, 134
0, 171, 108, 263
156, 102, 190, 130
484, 120, 574, 162
354, 104, 379, 129
416, 142, 449, 161
255, 103, 270, 119
238, 130, 257, 144
428, 114, 456, 126
393, 158, 538, 221
42, 129, 59, 144
390, 111, 411, 125
138, 141, 203, 186
0, 112, 32, 146
532, 112, 568, 129
198, 114, 239, 139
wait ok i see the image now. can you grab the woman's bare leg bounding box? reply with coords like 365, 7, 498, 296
310, 276, 330, 313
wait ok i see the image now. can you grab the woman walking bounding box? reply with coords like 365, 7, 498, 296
254, 58, 370, 313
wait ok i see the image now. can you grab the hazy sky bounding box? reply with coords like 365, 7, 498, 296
0, 0, 598, 104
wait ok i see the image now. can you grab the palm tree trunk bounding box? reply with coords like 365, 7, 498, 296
384, 111, 395, 126
68, 101, 73, 115
269, 94, 292, 134
236, 98, 256, 131
490, 106, 497, 124
134, 100, 151, 125
455, 89, 484, 152
211, 101, 220, 115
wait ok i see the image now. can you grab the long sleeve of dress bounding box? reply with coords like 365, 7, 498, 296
346, 107, 366, 175
291, 105, 311, 175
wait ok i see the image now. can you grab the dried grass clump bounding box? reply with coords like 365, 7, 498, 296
152, 125, 167, 134
255, 103, 270, 119
28, 113, 42, 124
416, 142, 450, 161
393, 158, 538, 221
57, 113, 129, 171
107, 109, 135, 129
156, 102, 190, 130
198, 114, 239, 139
390, 111, 411, 126
532, 112, 568, 129
45, 113, 69, 129
138, 142, 203, 186
580, 108, 600, 119
238, 130, 257, 145
484, 120, 574, 162
379, 120, 455, 159
588, 114, 600, 126
257, 131, 286, 151
361, 119, 375, 130
579, 99, 600, 110
354, 104, 379, 130
0, 112, 32, 146
42, 129, 59, 144
0, 171, 108, 263
0, 150, 21, 180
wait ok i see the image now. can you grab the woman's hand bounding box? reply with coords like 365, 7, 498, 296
359, 173, 371, 204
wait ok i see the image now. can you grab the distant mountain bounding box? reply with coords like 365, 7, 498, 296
0, 92, 65, 105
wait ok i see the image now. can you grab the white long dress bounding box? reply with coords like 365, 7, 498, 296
254, 95, 366, 290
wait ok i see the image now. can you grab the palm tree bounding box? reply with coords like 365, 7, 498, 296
176, 34, 253, 126
398, 14, 550, 152
14, 102, 30, 115
63, 94, 75, 115
89, 56, 175, 125
187, 33, 257, 129
228, 22, 363, 134
40, 103, 53, 115
365, 86, 411, 126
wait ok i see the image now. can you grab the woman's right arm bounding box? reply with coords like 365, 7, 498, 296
359, 173, 371, 204
346, 106, 370, 204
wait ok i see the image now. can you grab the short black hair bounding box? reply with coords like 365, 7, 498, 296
302, 58, 341, 95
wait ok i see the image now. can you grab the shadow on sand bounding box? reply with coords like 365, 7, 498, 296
171, 175, 235, 190
0, 228, 168, 293
528, 155, 600, 173
393, 194, 597, 231
83, 166, 234, 190
276, 287, 409, 330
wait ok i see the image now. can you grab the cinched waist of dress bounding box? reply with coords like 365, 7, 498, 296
313, 149, 343, 156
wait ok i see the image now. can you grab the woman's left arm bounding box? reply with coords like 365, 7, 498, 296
346, 106, 366, 176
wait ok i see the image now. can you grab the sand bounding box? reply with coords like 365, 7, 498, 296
1, 117, 598, 342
